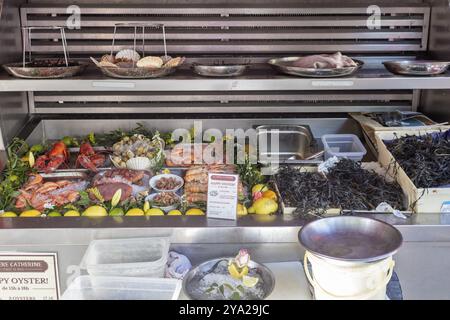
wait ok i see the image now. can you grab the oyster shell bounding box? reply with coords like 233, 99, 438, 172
101, 54, 116, 64
115, 49, 141, 63
164, 57, 184, 68
137, 56, 164, 68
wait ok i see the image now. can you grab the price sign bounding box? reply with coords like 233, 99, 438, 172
207, 173, 239, 220
0, 252, 60, 300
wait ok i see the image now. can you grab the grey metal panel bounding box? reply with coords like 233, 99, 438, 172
34, 104, 412, 114
32, 117, 359, 140
33, 91, 412, 102
3, 69, 450, 92
0, 0, 29, 160
417, 1, 450, 122
20, 4, 430, 55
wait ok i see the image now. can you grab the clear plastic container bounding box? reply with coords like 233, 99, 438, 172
80, 237, 170, 278
61, 276, 181, 300
321, 134, 367, 161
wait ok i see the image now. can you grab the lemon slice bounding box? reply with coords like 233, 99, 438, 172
143, 200, 150, 212
111, 189, 122, 208
28, 152, 35, 168
242, 275, 259, 288
228, 263, 249, 280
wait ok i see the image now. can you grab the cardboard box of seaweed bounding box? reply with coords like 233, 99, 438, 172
375, 128, 450, 213
272, 162, 406, 216
349, 112, 439, 154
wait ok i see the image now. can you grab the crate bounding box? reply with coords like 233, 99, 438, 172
80, 237, 170, 278
350, 112, 439, 154
321, 134, 367, 161
273, 162, 402, 215
62, 276, 181, 300
375, 128, 450, 213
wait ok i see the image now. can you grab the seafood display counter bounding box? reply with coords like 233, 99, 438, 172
0, 0, 450, 301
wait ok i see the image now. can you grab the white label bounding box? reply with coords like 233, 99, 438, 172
207, 173, 239, 220
311, 80, 354, 87
441, 201, 450, 213
92, 81, 136, 89
0, 252, 60, 300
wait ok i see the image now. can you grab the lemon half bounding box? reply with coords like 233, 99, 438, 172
20, 210, 41, 217
126, 208, 145, 216
145, 208, 165, 216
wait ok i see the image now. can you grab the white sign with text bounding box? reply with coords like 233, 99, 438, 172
207, 173, 239, 220
0, 252, 60, 300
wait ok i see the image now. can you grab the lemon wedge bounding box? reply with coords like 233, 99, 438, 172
242, 275, 259, 288
228, 263, 249, 280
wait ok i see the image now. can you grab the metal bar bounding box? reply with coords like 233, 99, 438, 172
28, 43, 424, 53
24, 16, 426, 28
411, 89, 421, 112
27, 30, 425, 41
27, 91, 35, 114
33, 92, 413, 102
421, 7, 431, 50
33, 103, 412, 114
4, 74, 450, 92
21, 5, 431, 15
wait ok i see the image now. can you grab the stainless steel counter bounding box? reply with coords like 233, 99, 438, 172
0, 213, 449, 299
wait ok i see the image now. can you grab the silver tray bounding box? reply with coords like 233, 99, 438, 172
268, 57, 364, 78
383, 60, 450, 76
183, 257, 275, 300
39, 171, 89, 181
92, 57, 185, 79
98, 65, 177, 79
192, 64, 249, 77
2, 62, 87, 79
298, 216, 403, 262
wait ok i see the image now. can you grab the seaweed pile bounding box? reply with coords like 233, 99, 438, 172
274, 159, 405, 216
385, 130, 450, 188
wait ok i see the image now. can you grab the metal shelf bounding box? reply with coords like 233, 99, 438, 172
1, 67, 450, 92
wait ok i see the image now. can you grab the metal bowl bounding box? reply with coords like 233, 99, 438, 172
3, 62, 87, 79
298, 216, 403, 262
192, 64, 249, 77
268, 57, 364, 78
183, 257, 275, 300
383, 60, 450, 76
98, 65, 178, 79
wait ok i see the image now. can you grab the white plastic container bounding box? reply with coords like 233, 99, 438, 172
304, 251, 394, 300
321, 134, 367, 161
62, 276, 181, 300
80, 237, 170, 277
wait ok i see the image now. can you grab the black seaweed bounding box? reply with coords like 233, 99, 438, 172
385, 130, 450, 188
274, 159, 405, 216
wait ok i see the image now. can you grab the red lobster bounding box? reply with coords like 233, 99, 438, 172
75, 141, 106, 172
34, 141, 69, 173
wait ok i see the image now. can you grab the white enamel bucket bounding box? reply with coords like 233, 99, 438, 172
304, 250, 395, 300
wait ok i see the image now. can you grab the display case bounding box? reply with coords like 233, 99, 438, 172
0, 0, 450, 299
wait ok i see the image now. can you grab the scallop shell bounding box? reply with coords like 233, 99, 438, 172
101, 54, 116, 63
164, 57, 183, 68
115, 49, 141, 63
126, 157, 152, 171
136, 56, 164, 68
